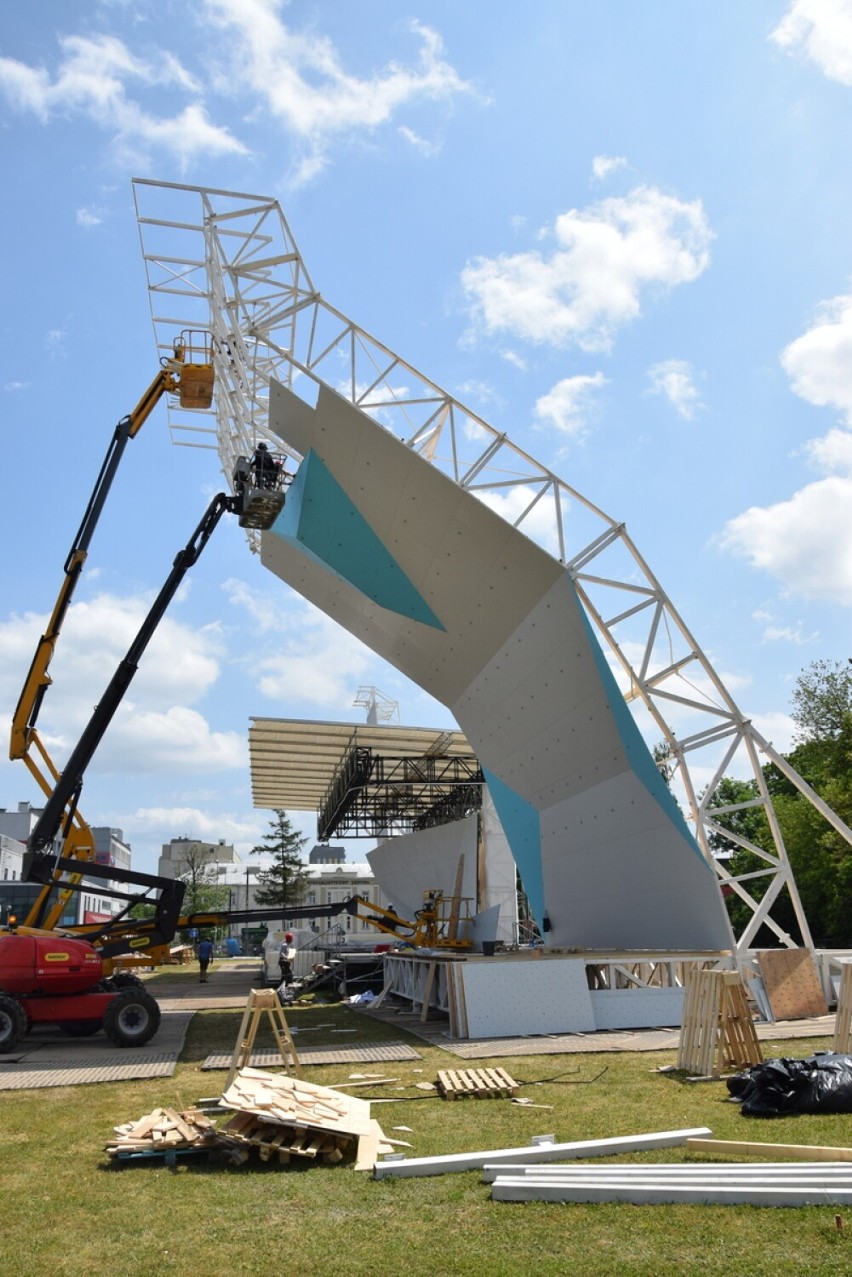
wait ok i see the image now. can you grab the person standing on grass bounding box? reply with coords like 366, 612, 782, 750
196, 935, 214, 983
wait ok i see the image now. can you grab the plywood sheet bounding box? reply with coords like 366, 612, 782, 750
756, 949, 828, 1020
368, 817, 478, 924
459, 958, 596, 1038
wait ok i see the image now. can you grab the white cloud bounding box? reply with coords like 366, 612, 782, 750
475, 486, 562, 557
771, 0, 852, 85
805, 426, 852, 473
117, 805, 267, 863
534, 372, 607, 438
76, 206, 103, 228
719, 475, 852, 604
719, 293, 852, 603
398, 125, 441, 157
222, 576, 287, 634
0, 33, 246, 165
592, 154, 627, 181
256, 609, 374, 707
647, 358, 703, 419
461, 185, 713, 352
101, 706, 246, 773
781, 291, 852, 423
223, 582, 379, 708
0, 591, 234, 772
752, 608, 819, 645
750, 710, 797, 755
203, 1, 474, 182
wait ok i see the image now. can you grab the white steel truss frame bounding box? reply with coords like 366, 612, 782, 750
133, 178, 852, 956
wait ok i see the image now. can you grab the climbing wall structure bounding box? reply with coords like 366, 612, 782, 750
134, 178, 852, 955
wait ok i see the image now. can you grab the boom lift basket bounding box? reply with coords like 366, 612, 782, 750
233, 454, 289, 530
173, 331, 215, 410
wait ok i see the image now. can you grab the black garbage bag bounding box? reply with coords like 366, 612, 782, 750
727, 1052, 852, 1116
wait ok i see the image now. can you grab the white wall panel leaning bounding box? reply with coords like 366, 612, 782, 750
262, 381, 733, 952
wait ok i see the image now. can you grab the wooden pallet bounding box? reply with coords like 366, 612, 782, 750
437, 1067, 519, 1100
216, 1111, 351, 1166
677, 969, 762, 1077
834, 963, 852, 1052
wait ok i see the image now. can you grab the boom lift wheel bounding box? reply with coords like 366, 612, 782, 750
102, 987, 161, 1047
0, 993, 26, 1053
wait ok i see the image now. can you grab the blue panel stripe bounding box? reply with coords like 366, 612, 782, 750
272, 451, 445, 630
482, 767, 545, 931
567, 575, 712, 873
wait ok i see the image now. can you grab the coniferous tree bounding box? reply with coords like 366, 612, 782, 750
250, 810, 309, 913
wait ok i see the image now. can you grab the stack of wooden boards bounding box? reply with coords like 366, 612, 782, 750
105, 1068, 394, 1171
106, 1106, 216, 1160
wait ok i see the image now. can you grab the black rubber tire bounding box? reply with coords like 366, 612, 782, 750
0, 993, 27, 1052
58, 1020, 103, 1037
102, 987, 161, 1048
105, 973, 143, 991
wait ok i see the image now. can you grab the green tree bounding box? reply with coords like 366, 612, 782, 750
250, 810, 309, 913
791, 658, 852, 744
176, 844, 229, 916
711, 661, 852, 946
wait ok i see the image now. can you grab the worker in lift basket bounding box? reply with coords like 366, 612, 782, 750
251, 441, 280, 489
279, 932, 296, 985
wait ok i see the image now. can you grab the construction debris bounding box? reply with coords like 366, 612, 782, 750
106, 1066, 395, 1171
686, 1136, 852, 1162
489, 1163, 852, 1206
221, 1066, 395, 1170
374, 1127, 713, 1179
105, 1106, 217, 1161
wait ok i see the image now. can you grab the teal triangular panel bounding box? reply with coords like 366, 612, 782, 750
482, 767, 545, 932
272, 451, 445, 630
570, 575, 712, 873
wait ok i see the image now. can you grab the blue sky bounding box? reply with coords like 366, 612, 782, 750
1, 1, 851, 876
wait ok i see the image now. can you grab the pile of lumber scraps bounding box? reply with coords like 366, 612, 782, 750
219, 1067, 396, 1170
437, 1067, 520, 1100
106, 1107, 216, 1162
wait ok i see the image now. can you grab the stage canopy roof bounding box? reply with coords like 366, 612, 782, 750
248, 717, 476, 812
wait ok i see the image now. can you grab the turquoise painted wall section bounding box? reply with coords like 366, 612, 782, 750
572, 577, 713, 873
273, 451, 445, 630
482, 766, 545, 931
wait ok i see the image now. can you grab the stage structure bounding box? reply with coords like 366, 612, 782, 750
248, 717, 519, 948
134, 179, 852, 959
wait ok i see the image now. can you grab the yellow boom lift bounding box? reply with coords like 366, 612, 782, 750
9, 333, 215, 941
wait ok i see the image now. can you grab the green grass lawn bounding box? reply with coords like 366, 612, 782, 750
2, 1005, 851, 1277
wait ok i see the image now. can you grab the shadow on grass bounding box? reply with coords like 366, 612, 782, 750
178, 1001, 429, 1064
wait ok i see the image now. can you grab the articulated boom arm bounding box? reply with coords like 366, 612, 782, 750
23, 491, 236, 933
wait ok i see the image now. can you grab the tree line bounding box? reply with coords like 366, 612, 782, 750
710, 659, 852, 947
